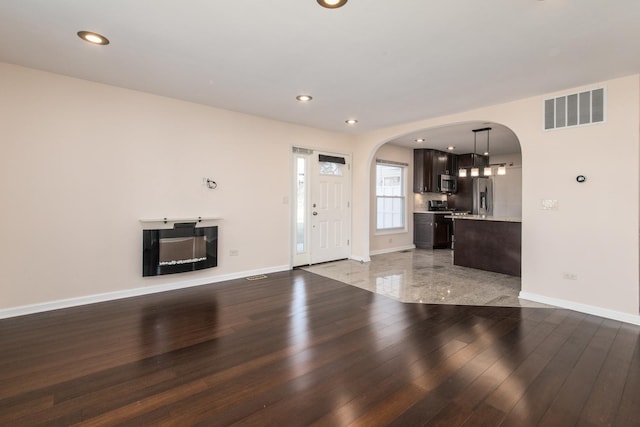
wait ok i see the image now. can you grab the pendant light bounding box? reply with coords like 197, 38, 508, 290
497, 164, 507, 175
483, 128, 492, 176
470, 131, 479, 177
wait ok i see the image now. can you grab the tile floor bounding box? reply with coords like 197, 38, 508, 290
302, 249, 552, 308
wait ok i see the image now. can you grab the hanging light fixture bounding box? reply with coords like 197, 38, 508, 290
470, 130, 480, 177
483, 128, 492, 176
497, 164, 507, 175
458, 141, 467, 176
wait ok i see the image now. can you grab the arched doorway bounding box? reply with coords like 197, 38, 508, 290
305, 120, 530, 307
370, 121, 522, 253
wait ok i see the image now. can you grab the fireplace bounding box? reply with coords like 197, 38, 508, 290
143, 223, 218, 277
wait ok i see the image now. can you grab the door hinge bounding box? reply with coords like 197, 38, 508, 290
347, 239, 350, 246
347, 201, 350, 208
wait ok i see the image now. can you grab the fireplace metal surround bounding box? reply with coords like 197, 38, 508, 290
143, 223, 218, 277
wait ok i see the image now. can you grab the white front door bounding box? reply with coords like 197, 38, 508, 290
291, 149, 351, 266
310, 152, 351, 264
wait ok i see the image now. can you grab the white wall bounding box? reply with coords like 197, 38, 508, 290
369, 144, 415, 254
491, 153, 522, 218
352, 74, 640, 320
0, 63, 352, 312
3, 62, 639, 324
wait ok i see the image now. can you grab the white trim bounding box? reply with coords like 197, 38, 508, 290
519, 291, 640, 326
375, 163, 408, 233
369, 244, 416, 256
374, 227, 408, 236
0, 265, 290, 320
350, 254, 371, 263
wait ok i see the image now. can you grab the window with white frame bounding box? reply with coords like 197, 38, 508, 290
376, 162, 406, 231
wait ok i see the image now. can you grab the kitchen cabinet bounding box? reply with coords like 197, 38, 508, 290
414, 213, 452, 249
456, 153, 489, 170
413, 149, 457, 193
453, 217, 521, 276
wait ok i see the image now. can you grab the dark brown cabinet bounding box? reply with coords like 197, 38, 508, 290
414, 213, 452, 249
453, 219, 521, 276
413, 149, 457, 193
456, 153, 488, 170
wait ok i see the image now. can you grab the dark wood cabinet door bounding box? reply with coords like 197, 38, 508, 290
414, 149, 453, 193
413, 213, 434, 248
414, 213, 452, 249
445, 153, 457, 175
433, 215, 452, 248
456, 153, 488, 169
413, 149, 435, 193
432, 151, 448, 192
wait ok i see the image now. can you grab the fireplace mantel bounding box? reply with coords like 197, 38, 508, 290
139, 217, 222, 229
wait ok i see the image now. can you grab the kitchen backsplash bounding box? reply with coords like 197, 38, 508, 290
414, 193, 447, 211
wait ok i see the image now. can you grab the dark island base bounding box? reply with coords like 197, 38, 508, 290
454, 219, 521, 276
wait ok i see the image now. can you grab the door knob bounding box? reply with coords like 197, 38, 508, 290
313, 212, 318, 216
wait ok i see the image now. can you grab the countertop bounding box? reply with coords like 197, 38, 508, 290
414, 211, 457, 214
444, 215, 522, 223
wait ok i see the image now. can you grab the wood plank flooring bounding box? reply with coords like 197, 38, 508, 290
1, 269, 639, 426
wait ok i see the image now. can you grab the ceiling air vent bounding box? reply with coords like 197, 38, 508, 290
544, 87, 605, 130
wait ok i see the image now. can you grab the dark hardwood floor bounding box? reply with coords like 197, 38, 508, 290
1, 270, 639, 426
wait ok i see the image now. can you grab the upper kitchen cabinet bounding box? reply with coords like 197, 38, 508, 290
413, 149, 432, 193
456, 153, 489, 170
413, 149, 457, 193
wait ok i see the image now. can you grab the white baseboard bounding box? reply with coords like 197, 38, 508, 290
519, 291, 640, 326
350, 254, 371, 263
0, 265, 291, 320
369, 244, 416, 257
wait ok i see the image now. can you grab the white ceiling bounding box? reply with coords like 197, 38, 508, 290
1, 0, 639, 141
387, 121, 521, 156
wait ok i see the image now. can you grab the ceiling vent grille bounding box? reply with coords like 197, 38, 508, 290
544, 87, 605, 130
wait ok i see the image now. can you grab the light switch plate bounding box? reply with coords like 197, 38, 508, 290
541, 199, 559, 210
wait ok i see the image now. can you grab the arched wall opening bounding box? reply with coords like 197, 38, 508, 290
350, 74, 639, 322
367, 121, 523, 256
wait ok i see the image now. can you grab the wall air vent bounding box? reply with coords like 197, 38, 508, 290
544, 87, 605, 130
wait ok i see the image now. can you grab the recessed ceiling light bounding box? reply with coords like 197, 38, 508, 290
447, 146, 455, 151
415, 138, 425, 143
345, 119, 358, 125
77, 31, 110, 45
296, 94, 313, 102
317, 0, 348, 9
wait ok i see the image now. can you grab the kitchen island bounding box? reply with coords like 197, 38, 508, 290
448, 215, 521, 276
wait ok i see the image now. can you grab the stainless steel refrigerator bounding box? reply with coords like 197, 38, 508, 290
472, 177, 493, 216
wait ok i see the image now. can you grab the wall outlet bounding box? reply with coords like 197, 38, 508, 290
563, 272, 577, 280
229, 249, 239, 256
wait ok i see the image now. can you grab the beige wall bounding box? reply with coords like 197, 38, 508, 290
491, 153, 522, 218
2, 62, 639, 322
0, 63, 352, 311
369, 144, 415, 254
353, 74, 640, 318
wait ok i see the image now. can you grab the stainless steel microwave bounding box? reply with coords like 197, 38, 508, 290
439, 174, 457, 193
